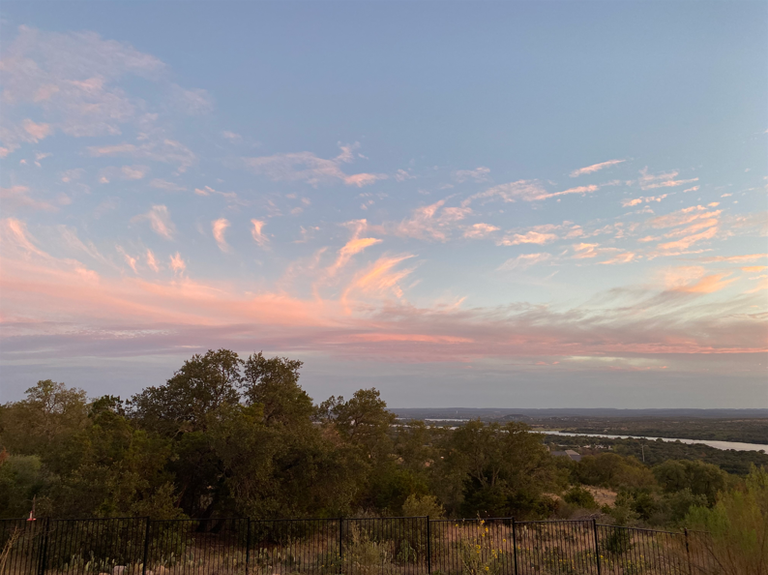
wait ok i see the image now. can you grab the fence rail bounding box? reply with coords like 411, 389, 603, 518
0, 516, 717, 575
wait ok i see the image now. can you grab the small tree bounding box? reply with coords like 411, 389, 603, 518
685, 465, 768, 575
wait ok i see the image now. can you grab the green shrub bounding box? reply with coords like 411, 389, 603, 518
563, 487, 598, 509
684, 465, 768, 575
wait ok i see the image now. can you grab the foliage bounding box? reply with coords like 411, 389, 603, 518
457, 519, 506, 575
402, 494, 445, 518
562, 487, 598, 510
0, 349, 762, 532
546, 433, 768, 476
653, 459, 727, 506
684, 465, 768, 575
601, 527, 633, 556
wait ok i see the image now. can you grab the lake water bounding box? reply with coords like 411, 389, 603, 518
540, 430, 768, 453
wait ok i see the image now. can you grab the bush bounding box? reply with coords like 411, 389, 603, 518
402, 494, 445, 518
602, 526, 633, 556
563, 487, 598, 510
684, 465, 768, 575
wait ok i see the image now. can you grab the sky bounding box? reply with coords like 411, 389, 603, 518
0, 1, 766, 408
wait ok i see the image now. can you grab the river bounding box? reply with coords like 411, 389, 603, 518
540, 430, 768, 453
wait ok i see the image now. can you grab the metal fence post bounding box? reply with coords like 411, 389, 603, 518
511, 519, 518, 575
245, 519, 252, 575
592, 519, 602, 575
141, 517, 151, 575
684, 528, 692, 575
426, 516, 431, 574
338, 517, 343, 574
36, 518, 51, 575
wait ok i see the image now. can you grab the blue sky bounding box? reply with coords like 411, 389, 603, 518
1, 1, 766, 407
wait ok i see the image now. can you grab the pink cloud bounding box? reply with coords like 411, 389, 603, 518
241, 143, 385, 187
169, 252, 185, 275
599, 252, 636, 265
132, 205, 175, 239
2, 219, 766, 369
391, 199, 471, 242
663, 267, 736, 294
572, 243, 600, 259
498, 252, 552, 270
117, 246, 138, 273
0, 186, 57, 212
251, 220, 269, 247
463, 223, 499, 239
570, 159, 625, 177
637, 168, 698, 191
344, 173, 386, 187
647, 206, 721, 229
621, 193, 668, 207
463, 180, 547, 205
149, 179, 186, 192
452, 167, 491, 183
22, 119, 53, 141
212, 218, 230, 252
537, 184, 599, 201
342, 254, 416, 306
701, 254, 766, 264
499, 231, 558, 246
146, 249, 159, 272
88, 140, 196, 172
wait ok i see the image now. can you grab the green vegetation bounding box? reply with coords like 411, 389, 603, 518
544, 433, 768, 475
0, 349, 765, 536
535, 416, 768, 445
685, 466, 768, 574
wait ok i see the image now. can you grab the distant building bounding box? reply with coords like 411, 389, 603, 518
551, 449, 582, 462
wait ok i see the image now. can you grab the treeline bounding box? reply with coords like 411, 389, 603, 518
0, 349, 763, 531
545, 434, 768, 476
549, 417, 768, 445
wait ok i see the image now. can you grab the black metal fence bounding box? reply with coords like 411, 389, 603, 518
0, 516, 717, 575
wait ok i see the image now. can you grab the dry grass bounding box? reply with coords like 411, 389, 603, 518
0, 521, 723, 575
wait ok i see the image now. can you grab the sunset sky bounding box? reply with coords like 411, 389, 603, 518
1, 2, 766, 407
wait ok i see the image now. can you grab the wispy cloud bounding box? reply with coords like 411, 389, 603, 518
117, 246, 139, 273
466, 181, 599, 204
662, 266, 735, 294
570, 159, 625, 177
599, 252, 636, 265
499, 230, 558, 246
212, 218, 231, 252
88, 140, 196, 173
622, 193, 668, 207
132, 205, 176, 239
0, 186, 57, 212
241, 143, 386, 187
328, 220, 382, 277
452, 167, 491, 183
3, 226, 764, 365
169, 252, 186, 275
342, 254, 416, 306
150, 179, 186, 192
701, 254, 767, 263
637, 168, 698, 191
146, 249, 159, 272
463, 180, 547, 205
646, 205, 721, 257
221, 130, 242, 142
463, 223, 499, 239
498, 252, 552, 270
572, 243, 601, 259
251, 220, 269, 247
391, 199, 471, 242
536, 185, 599, 201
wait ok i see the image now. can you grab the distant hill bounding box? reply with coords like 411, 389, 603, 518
392, 407, 768, 421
